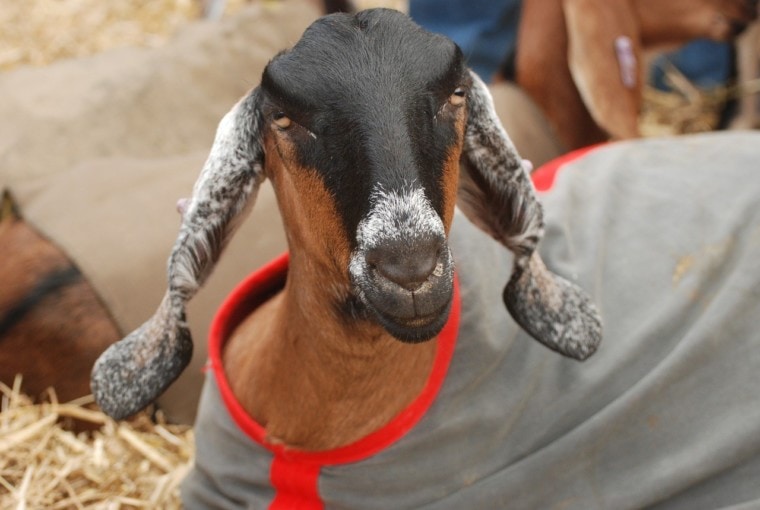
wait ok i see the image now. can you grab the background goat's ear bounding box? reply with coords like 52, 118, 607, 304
92, 88, 267, 419
458, 70, 602, 360
564, 0, 641, 140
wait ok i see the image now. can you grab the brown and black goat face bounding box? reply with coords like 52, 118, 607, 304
91, 8, 602, 421
259, 10, 467, 342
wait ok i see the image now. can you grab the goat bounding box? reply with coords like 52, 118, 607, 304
509, 0, 759, 149
0, 191, 120, 402
90, 8, 602, 506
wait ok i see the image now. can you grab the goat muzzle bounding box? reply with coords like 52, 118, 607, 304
351, 239, 454, 344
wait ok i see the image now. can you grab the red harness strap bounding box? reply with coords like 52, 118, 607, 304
531, 144, 603, 192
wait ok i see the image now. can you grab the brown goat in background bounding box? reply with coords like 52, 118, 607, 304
0, 192, 120, 401
511, 0, 758, 149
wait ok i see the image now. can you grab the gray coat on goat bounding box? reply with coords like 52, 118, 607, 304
183, 132, 760, 509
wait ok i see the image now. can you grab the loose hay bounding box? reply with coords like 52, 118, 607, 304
0, 0, 256, 71
640, 64, 725, 137
0, 0, 406, 72
640, 59, 760, 136
0, 376, 193, 509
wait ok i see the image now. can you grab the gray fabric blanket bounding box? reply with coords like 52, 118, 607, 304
182, 132, 760, 509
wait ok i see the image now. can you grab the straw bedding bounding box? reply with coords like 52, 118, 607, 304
0, 376, 193, 509
640, 61, 760, 136
0, 0, 404, 72
0, 0, 257, 71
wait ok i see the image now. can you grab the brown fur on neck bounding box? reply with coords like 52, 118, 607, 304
222, 263, 438, 451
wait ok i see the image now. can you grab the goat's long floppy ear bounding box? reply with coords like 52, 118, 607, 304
92, 88, 266, 419
458, 71, 602, 360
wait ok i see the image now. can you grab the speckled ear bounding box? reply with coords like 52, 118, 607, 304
457, 70, 602, 360
91, 88, 267, 419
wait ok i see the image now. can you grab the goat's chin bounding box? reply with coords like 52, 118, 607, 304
370, 298, 453, 344
349, 257, 454, 344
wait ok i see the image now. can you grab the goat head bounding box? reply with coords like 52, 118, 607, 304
92, 9, 602, 420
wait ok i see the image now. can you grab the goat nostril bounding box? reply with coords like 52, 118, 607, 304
366, 242, 441, 291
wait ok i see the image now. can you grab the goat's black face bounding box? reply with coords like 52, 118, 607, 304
260, 9, 468, 342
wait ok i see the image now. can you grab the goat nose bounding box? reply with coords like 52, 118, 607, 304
366, 238, 441, 291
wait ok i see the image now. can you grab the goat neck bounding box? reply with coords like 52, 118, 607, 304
223, 252, 439, 450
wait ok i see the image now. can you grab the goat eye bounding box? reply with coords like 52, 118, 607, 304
449, 88, 466, 106
272, 112, 292, 130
